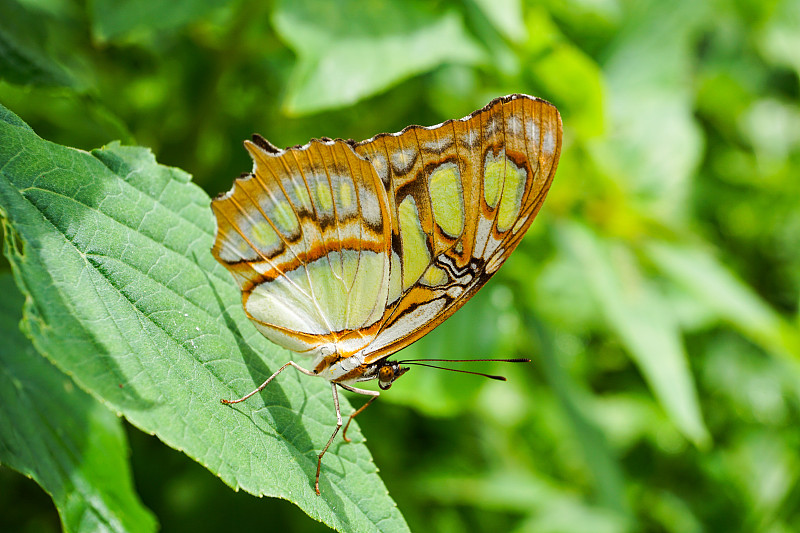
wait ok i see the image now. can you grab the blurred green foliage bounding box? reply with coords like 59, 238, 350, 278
1, 0, 799, 531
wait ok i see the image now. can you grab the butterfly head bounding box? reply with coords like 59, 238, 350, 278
375, 360, 410, 390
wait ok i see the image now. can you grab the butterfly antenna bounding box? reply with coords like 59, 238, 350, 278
398, 358, 531, 381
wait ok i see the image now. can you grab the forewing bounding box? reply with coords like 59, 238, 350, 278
352, 94, 562, 362
211, 137, 393, 355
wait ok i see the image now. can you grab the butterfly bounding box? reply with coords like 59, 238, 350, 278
211, 94, 562, 494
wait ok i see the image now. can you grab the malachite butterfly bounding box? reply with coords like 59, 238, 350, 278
212, 94, 562, 494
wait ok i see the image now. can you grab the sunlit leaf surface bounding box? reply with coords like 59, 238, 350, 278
0, 105, 407, 533
0, 274, 157, 533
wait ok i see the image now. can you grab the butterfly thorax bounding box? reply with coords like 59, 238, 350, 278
306, 341, 409, 389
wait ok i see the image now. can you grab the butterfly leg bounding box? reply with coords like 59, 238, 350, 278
337, 383, 380, 443
221, 361, 316, 404
315, 382, 344, 495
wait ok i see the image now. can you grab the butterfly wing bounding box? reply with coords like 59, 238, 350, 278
212, 94, 561, 372
211, 137, 395, 359
352, 94, 562, 362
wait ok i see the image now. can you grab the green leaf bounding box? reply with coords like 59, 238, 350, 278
588, 0, 708, 222
520, 9, 604, 138
419, 470, 630, 533
0, 273, 157, 533
531, 42, 604, 138
471, 0, 527, 43
645, 241, 800, 361
527, 315, 629, 517
89, 0, 231, 42
0, 0, 87, 88
759, 0, 800, 78
0, 103, 408, 532
557, 222, 710, 446
273, 0, 485, 115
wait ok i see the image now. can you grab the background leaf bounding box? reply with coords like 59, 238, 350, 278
273, 0, 484, 115
470, 0, 527, 44
646, 241, 800, 360
589, 0, 707, 222
0, 1, 89, 88
558, 222, 710, 446
89, 0, 231, 42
